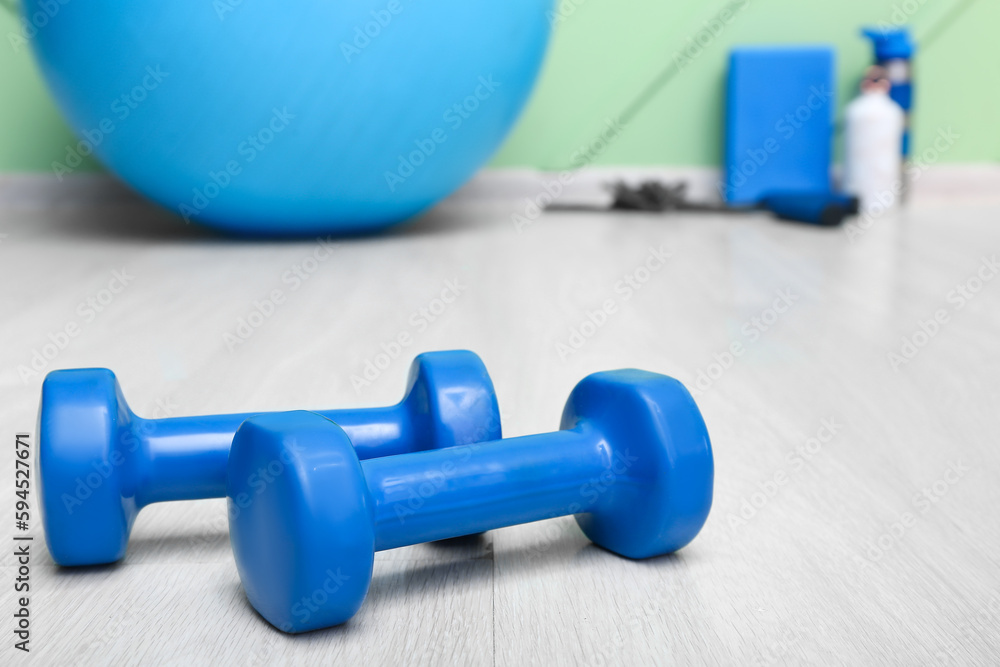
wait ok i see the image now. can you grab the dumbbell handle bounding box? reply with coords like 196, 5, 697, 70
138, 404, 408, 506
362, 423, 609, 551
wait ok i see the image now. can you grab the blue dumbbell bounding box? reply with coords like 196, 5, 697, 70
228, 369, 714, 633
38, 350, 501, 567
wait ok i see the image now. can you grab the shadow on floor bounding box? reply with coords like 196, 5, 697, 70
223, 535, 689, 639
20, 189, 491, 244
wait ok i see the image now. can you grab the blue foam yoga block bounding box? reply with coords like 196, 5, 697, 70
723, 46, 835, 205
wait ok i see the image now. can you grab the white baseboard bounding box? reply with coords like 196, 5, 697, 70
452, 164, 1000, 206
898, 162, 1000, 201
0, 173, 142, 208
450, 166, 724, 205
3, 164, 999, 209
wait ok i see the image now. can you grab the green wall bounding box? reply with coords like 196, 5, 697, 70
1, 0, 997, 173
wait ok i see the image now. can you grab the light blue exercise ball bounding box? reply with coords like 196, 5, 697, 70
26, 0, 552, 235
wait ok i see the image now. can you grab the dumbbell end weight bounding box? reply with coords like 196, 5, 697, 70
38, 369, 136, 566
561, 370, 713, 559
228, 412, 376, 632
229, 370, 713, 633
386, 349, 502, 456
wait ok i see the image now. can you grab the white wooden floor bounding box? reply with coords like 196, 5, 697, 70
1, 176, 999, 665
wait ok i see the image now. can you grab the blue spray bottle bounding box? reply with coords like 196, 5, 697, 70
862, 27, 916, 159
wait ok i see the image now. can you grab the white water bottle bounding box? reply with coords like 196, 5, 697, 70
843, 68, 905, 214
